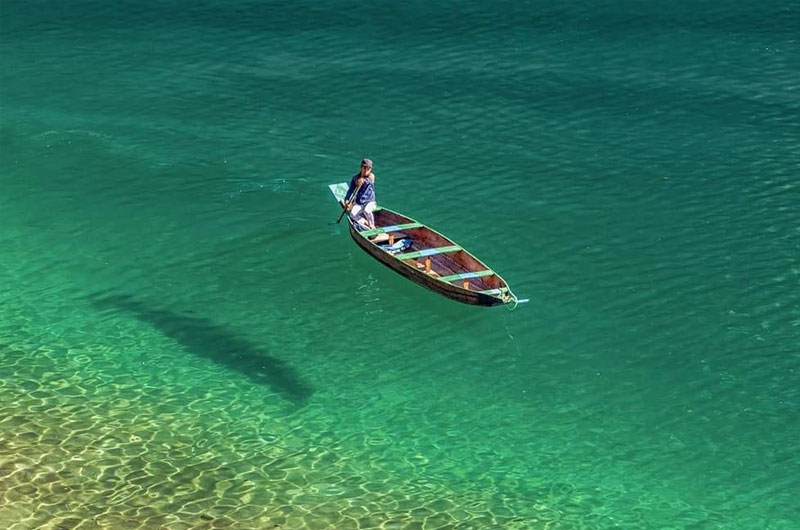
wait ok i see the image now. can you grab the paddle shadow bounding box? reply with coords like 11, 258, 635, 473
89, 294, 312, 406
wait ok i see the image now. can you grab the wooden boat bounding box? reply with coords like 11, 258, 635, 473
329, 182, 524, 307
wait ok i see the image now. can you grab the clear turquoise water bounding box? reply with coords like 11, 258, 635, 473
1, 1, 799, 529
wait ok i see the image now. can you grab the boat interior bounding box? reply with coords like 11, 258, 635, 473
358, 208, 508, 294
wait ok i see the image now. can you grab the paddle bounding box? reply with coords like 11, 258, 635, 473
336, 180, 363, 223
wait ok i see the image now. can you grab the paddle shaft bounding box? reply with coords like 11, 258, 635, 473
336, 180, 364, 223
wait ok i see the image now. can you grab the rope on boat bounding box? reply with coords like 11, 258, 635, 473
503, 287, 529, 310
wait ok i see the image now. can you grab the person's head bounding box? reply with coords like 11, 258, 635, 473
360, 158, 373, 173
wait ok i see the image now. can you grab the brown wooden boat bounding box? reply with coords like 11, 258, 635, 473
330, 183, 523, 307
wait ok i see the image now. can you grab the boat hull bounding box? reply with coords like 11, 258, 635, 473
347, 222, 505, 307
329, 181, 513, 307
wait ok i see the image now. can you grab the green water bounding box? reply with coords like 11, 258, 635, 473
2, 1, 799, 529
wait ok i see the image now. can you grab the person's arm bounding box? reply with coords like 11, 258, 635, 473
343, 177, 365, 208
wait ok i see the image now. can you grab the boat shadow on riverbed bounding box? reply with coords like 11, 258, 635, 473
88, 293, 312, 406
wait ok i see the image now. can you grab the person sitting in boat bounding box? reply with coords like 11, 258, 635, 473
343, 158, 377, 229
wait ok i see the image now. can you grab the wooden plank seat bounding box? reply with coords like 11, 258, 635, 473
361, 223, 423, 237
438, 270, 495, 283
396, 245, 462, 261
479, 287, 509, 296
